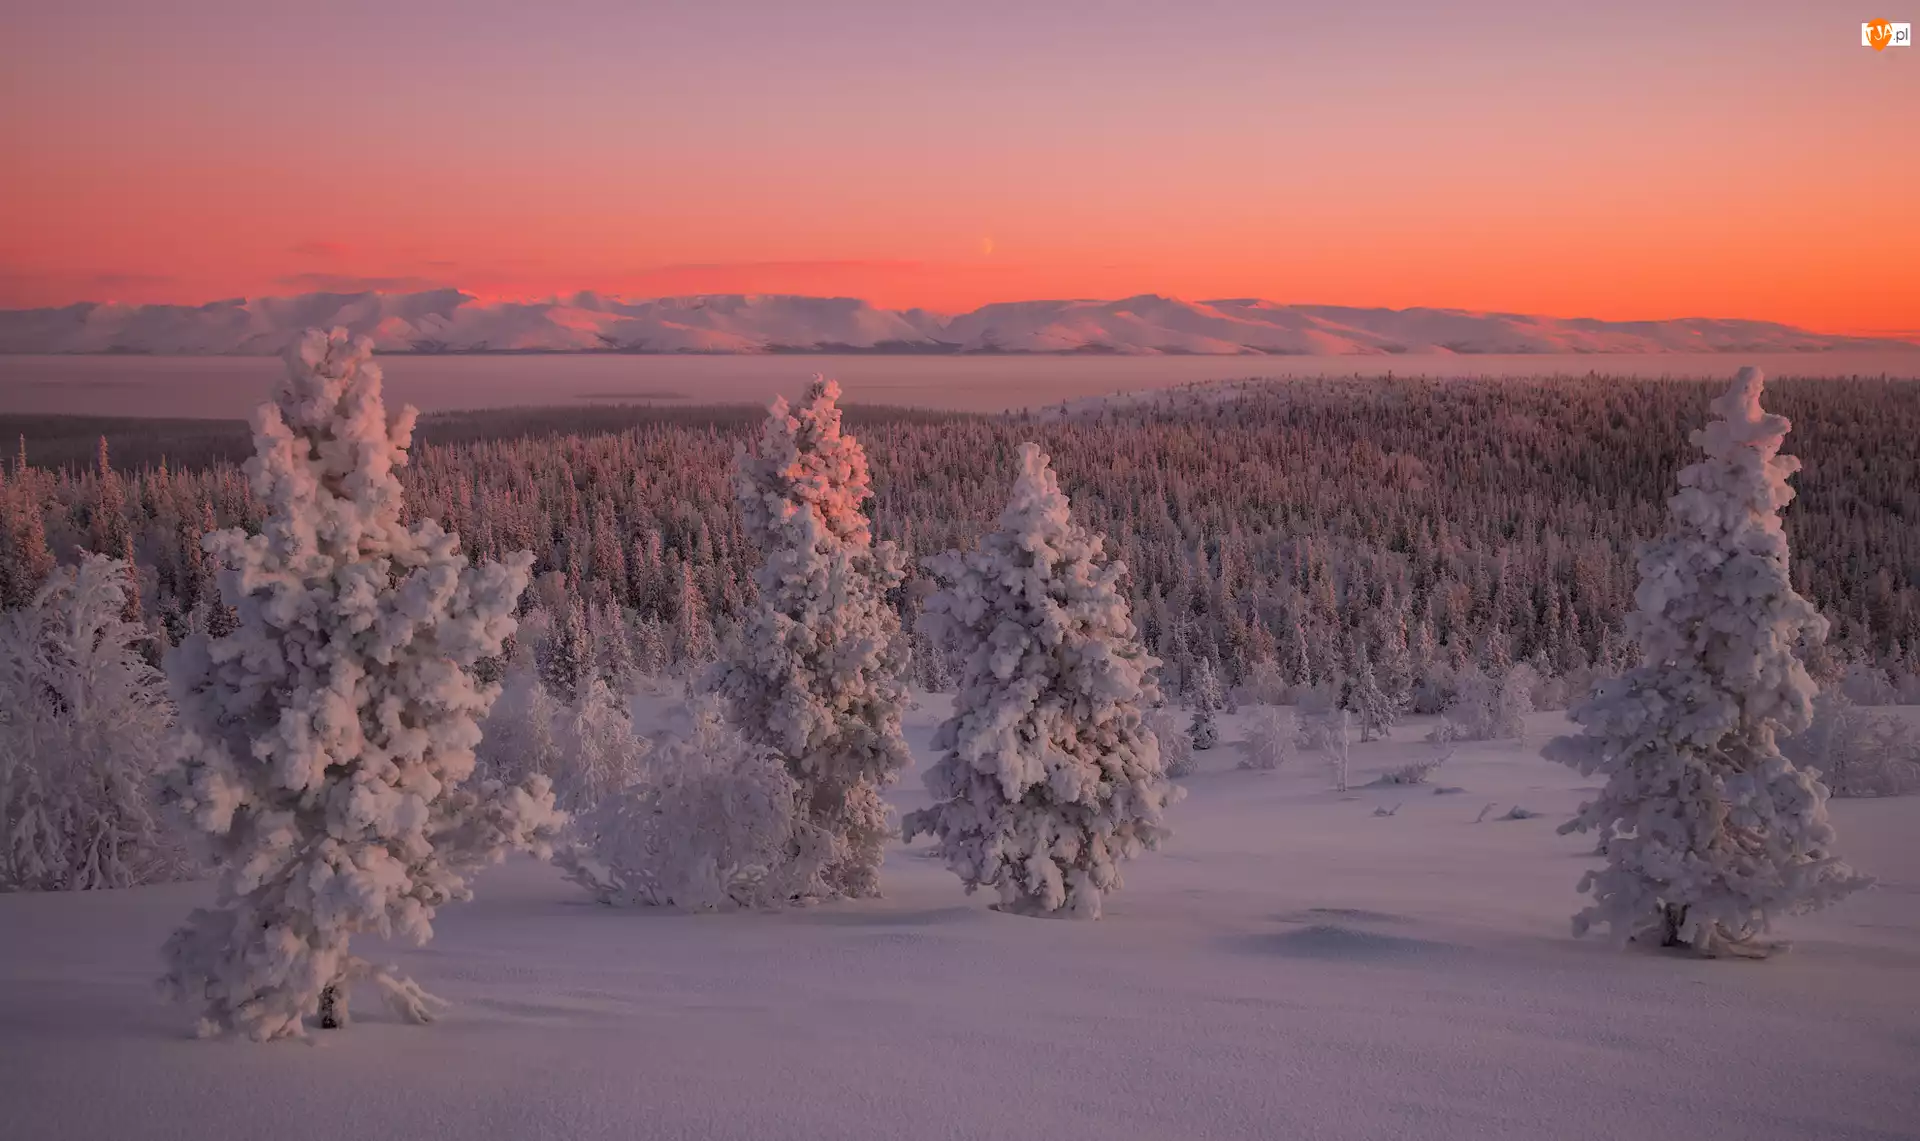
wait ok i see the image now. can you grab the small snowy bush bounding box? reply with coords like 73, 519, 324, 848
559, 697, 829, 909
1783, 689, 1920, 799
477, 664, 649, 813
1237, 707, 1295, 772
0, 555, 186, 892
1428, 665, 1530, 744
1152, 708, 1197, 777
1294, 682, 1342, 751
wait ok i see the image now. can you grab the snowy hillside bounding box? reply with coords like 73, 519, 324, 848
1, 291, 1909, 355
2, 702, 1915, 1141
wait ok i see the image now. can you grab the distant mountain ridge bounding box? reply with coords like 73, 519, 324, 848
0, 291, 1908, 356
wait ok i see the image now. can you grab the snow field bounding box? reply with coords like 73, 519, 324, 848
3, 702, 1915, 1141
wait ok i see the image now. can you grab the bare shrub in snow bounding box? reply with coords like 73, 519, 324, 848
1329, 709, 1352, 793
1374, 747, 1453, 787
1238, 706, 1295, 771
158, 330, 564, 1041
708, 378, 913, 899
558, 697, 829, 909
904, 444, 1181, 919
1545, 369, 1870, 956
0, 555, 186, 891
1783, 689, 1920, 799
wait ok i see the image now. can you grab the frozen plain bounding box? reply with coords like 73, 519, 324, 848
2, 702, 1916, 1141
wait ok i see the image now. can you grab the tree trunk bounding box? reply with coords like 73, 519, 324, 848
1660, 903, 1688, 948
318, 983, 346, 1029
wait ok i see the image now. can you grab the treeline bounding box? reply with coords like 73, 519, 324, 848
2, 373, 1917, 696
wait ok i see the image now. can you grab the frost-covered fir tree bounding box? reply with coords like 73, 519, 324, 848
1187, 657, 1222, 750
159, 329, 564, 1040
903, 444, 1181, 919
708, 378, 912, 899
1544, 368, 1870, 956
0, 555, 185, 891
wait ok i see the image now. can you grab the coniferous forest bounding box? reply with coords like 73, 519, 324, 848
4, 373, 1916, 704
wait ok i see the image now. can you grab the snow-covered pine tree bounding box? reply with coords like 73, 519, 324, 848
903, 443, 1181, 919
538, 597, 592, 703
159, 329, 564, 1041
0, 555, 184, 891
708, 378, 913, 899
1187, 657, 1222, 750
1544, 368, 1870, 956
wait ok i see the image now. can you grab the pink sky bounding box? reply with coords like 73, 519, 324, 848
1, 0, 1914, 334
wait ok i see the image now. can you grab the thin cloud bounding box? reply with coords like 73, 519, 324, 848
656, 259, 924, 274
288, 240, 353, 258
273, 273, 452, 293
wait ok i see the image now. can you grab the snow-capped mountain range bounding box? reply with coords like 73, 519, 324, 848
0, 291, 1908, 356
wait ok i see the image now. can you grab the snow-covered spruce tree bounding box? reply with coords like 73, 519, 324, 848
159, 329, 564, 1041
902, 444, 1181, 919
1544, 368, 1870, 956
1187, 658, 1222, 750
708, 378, 912, 899
1238, 706, 1295, 772
1347, 651, 1398, 742
558, 695, 830, 910
0, 555, 185, 891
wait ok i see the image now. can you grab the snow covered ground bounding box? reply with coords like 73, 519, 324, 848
3, 702, 1916, 1141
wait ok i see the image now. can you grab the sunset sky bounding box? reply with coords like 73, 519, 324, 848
1, 0, 1913, 333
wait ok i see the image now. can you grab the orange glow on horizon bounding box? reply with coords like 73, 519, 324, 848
1, 2, 1913, 337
